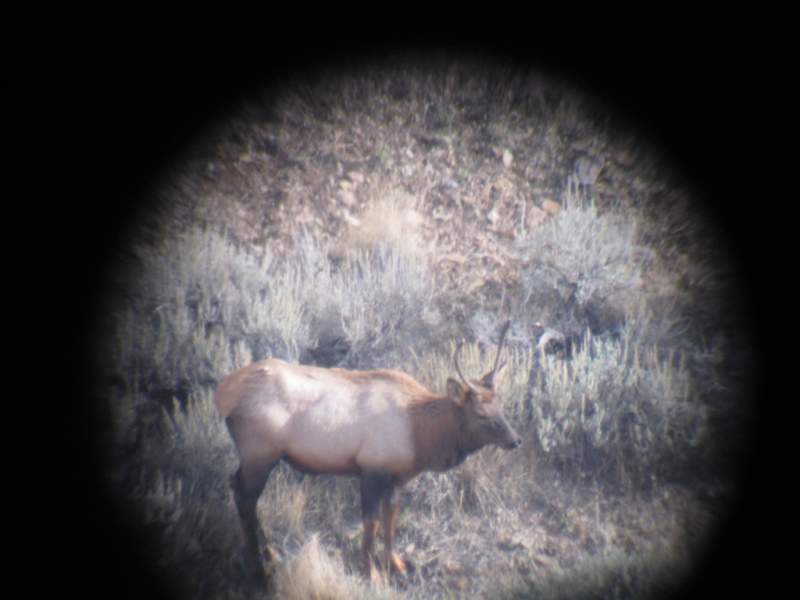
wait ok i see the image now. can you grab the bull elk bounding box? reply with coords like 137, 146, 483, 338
215, 320, 520, 584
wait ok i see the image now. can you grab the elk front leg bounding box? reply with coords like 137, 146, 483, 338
381, 486, 407, 576
231, 462, 277, 584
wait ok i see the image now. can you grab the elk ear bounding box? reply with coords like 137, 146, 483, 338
446, 378, 466, 406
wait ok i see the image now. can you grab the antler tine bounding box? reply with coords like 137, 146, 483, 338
490, 320, 512, 380
453, 340, 478, 392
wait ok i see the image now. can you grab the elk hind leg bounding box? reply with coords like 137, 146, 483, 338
381, 488, 407, 576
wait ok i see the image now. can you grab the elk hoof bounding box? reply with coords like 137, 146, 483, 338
389, 553, 407, 576
262, 545, 279, 563
369, 565, 383, 585
364, 558, 383, 585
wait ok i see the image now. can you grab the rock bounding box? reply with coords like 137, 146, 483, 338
342, 210, 361, 227
497, 534, 524, 552
348, 171, 365, 184
532, 554, 555, 568
525, 204, 548, 231
574, 154, 604, 185
440, 253, 467, 265
616, 148, 637, 167
542, 198, 561, 216
443, 559, 463, 574
297, 205, 315, 225
466, 277, 486, 294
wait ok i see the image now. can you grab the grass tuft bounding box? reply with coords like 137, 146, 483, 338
273, 536, 400, 600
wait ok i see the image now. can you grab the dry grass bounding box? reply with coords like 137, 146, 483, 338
272, 536, 400, 600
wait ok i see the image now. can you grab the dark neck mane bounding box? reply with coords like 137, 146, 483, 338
408, 396, 476, 473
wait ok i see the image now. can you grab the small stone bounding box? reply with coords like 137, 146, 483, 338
526, 204, 548, 231
542, 198, 561, 216
348, 171, 365, 184
616, 148, 636, 167
440, 253, 467, 264
443, 559, 462, 574
342, 211, 361, 227
574, 155, 604, 185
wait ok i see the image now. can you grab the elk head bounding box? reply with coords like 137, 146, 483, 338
447, 320, 521, 450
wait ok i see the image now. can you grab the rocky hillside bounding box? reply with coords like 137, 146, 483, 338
152, 59, 729, 346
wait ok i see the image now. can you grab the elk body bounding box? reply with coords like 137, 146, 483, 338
215, 321, 520, 584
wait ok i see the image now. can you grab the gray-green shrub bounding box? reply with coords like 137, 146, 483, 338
514, 191, 644, 333
110, 225, 440, 407
530, 326, 705, 488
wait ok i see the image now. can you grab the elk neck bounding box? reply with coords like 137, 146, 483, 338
407, 395, 479, 474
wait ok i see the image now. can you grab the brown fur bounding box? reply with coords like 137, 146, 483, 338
332, 367, 434, 398
407, 395, 468, 474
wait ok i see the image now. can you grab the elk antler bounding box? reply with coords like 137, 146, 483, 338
453, 341, 478, 393
486, 320, 511, 387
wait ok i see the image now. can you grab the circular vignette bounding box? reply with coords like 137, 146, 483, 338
74, 45, 761, 600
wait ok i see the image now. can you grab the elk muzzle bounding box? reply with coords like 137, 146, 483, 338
497, 416, 522, 450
